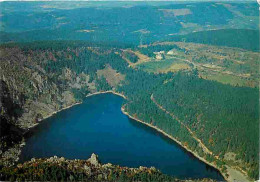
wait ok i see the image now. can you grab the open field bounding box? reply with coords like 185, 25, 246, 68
137, 41, 259, 87
199, 70, 256, 87
136, 59, 191, 73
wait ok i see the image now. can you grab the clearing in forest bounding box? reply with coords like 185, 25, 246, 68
96, 65, 125, 87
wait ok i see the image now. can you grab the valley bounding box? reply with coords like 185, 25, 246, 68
0, 1, 259, 182
1, 38, 258, 181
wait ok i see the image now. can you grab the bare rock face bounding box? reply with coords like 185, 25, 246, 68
87, 153, 99, 167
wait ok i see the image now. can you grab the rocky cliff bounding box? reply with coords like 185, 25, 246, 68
0, 45, 100, 165
0, 41, 129, 167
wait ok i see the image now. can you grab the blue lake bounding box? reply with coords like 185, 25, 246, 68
20, 93, 224, 180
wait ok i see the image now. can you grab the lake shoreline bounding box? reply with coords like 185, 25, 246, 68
120, 103, 251, 182
120, 105, 228, 182
26, 91, 126, 132
23, 102, 83, 133
18, 91, 249, 182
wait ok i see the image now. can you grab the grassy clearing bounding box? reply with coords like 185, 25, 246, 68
121, 50, 151, 67
164, 63, 191, 73
132, 50, 150, 65
96, 65, 125, 87
200, 71, 256, 87
137, 59, 191, 73
159, 8, 192, 17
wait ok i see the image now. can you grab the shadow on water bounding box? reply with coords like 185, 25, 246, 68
24, 103, 82, 138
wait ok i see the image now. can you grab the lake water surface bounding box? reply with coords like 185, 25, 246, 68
20, 93, 224, 180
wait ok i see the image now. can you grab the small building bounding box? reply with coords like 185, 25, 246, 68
153, 51, 165, 60
156, 53, 163, 60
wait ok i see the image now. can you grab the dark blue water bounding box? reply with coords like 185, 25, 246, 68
20, 93, 224, 180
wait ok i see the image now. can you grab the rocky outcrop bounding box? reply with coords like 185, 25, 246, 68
0, 154, 217, 182
87, 153, 100, 167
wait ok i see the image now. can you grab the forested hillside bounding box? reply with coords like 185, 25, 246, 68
0, 41, 258, 180
0, 2, 258, 44
119, 70, 259, 179
169, 29, 259, 52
